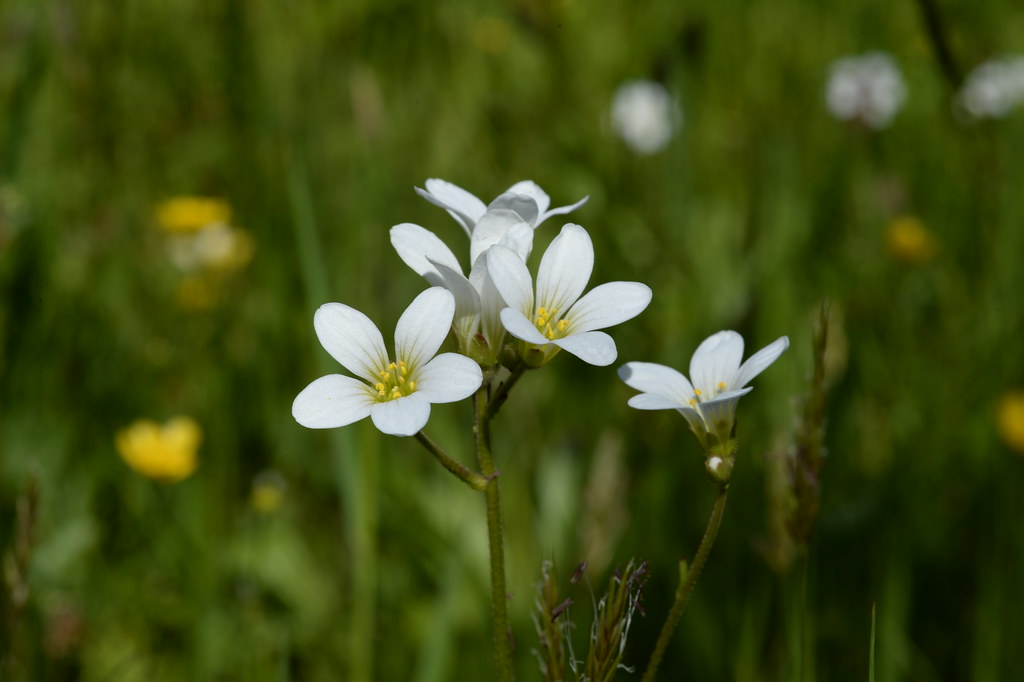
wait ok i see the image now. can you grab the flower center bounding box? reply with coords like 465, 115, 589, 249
688, 381, 729, 407
374, 361, 416, 402
533, 306, 570, 341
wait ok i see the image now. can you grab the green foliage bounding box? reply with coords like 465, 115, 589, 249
3, 0, 1024, 680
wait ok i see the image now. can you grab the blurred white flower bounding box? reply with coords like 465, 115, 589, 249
487, 223, 652, 367
826, 52, 906, 129
619, 331, 789, 452
610, 80, 679, 154
958, 55, 1024, 119
292, 287, 482, 436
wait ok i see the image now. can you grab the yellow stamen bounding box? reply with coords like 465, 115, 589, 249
375, 382, 386, 396
557, 319, 569, 332
694, 388, 703, 396
689, 398, 697, 407
408, 381, 416, 391
717, 382, 727, 391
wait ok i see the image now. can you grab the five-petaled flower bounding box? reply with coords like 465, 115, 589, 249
292, 287, 483, 436
618, 331, 789, 456
487, 223, 652, 367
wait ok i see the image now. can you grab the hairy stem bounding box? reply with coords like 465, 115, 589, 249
415, 431, 488, 491
642, 485, 730, 682
475, 387, 514, 681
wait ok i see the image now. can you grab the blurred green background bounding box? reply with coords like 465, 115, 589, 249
3, 0, 1024, 680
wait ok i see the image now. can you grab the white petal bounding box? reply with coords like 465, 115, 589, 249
292, 374, 375, 429
370, 394, 431, 436
537, 195, 590, 227
487, 245, 534, 316
497, 222, 534, 261
487, 192, 539, 226
732, 336, 790, 389
432, 262, 481, 349
618, 361, 695, 405
470, 209, 531, 264
696, 389, 752, 434
390, 223, 463, 285
416, 179, 487, 235
627, 393, 686, 410
689, 330, 744, 395
470, 256, 507, 351
395, 288, 455, 370
314, 303, 388, 381
504, 180, 551, 217
499, 308, 549, 345
536, 224, 593, 315
415, 353, 483, 403
565, 282, 652, 332
552, 330, 617, 366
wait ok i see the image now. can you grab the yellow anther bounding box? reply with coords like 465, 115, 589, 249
399, 362, 408, 375
557, 319, 569, 332
375, 382, 386, 396
398, 376, 406, 384
537, 307, 547, 317
694, 388, 703, 397
408, 381, 416, 391
535, 316, 546, 326
717, 381, 727, 391
689, 398, 697, 407
391, 387, 402, 399
544, 325, 556, 340
388, 362, 397, 371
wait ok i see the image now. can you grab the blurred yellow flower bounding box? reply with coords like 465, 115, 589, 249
155, 197, 232, 233
886, 216, 938, 264
250, 471, 287, 513
997, 391, 1024, 454
115, 417, 201, 482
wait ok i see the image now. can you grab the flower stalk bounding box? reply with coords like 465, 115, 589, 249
474, 384, 514, 681
414, 431, 488, 491
642, 482, 730, 682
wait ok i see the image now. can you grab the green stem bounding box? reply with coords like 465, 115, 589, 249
415, 431, 488, 491
486, 364, 526, 420
642, 485, 730, 682
474, 387, 514, 681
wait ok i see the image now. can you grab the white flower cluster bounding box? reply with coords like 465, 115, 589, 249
958, 55, 1024, 119
825, 51, 907, 130
293, 180, 652, 436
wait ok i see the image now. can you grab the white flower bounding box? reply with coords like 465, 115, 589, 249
958, 55, 1024, 119
618, 331, 789, 451
415, 178, 589, 236
487, 223, 652, 367
390, 215, 530, 363
292, 287, 482, 436
826, 52, 906, 129
610, 80, 679, 155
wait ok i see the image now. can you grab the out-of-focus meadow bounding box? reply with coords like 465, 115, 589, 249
3, 0, 1024, 680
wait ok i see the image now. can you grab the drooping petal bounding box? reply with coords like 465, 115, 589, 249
432, 262, 481, 350
416, 179, 487, 235
552, 330, 617, 366
487, 245, 535, 316
499, 308, 550, 345
292, 374, 376, 428
504, 181, 551, 217
497, 222, 534, 262
314, 303, 389, 381
415, 353, 483, 403
536, 224, 593, 315
689, 330, 745, 395
370, 394, 431, 436
469, 209, 531, 264
564, 282, 652, 332
469, 256, 507, 352
732, 336, 790, 390
618, 362, 696, 405
487, 192, 540, 226
627, 393, 686, 410
390, 223, 464, 286
395, 288, 456, 371
537, 195, 590, 227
